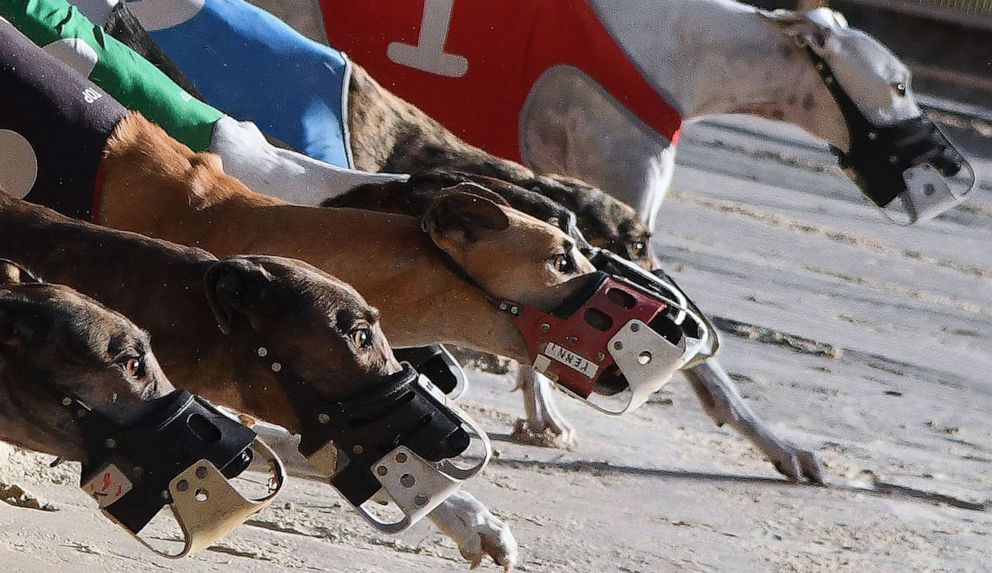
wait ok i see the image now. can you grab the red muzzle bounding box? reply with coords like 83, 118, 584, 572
512, 272, 688, 411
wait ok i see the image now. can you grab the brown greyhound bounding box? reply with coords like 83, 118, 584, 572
0, 191, 517, 569
98, 115, 598, 359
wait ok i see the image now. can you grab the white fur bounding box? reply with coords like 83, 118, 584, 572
521, 1, 923, 226
209, 117, 407, 206
42, 38, 99, 77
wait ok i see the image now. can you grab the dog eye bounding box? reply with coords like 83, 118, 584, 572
891, 82, 907, 97
551, 253, 576, 274
121, 357, 143, 378
352, 328, 371, 348
631, 241, 647, 258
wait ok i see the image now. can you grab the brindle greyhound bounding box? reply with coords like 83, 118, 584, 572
8, 0, 821, 481
0, 191, 517, 569
0, 260, 174, 461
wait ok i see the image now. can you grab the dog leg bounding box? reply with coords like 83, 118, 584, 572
427, 489, 518, 571
245, 418, 517, 568
684, 359, 823, 483
510, 369, 577, 449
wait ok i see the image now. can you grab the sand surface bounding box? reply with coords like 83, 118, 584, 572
1, 113, 990, 572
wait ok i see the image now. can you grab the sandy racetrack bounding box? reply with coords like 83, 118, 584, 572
1, 112, 990, 572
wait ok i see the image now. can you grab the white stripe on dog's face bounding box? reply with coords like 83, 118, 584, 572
43, 38, 99, 78
0, 130, 38, 199
125, 0, 205, 32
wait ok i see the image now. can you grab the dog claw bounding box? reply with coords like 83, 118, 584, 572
768, 442, 824, 484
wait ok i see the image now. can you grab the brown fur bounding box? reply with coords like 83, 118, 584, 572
98, 113, 595, 362
0, 192, 403, 434
0, 262, 174, 461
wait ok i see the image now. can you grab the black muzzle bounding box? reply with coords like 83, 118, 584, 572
250, 342, 492, 533
801, 44, 975, 224
71, 390, 285, 557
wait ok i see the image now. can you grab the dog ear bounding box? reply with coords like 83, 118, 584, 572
203, 258, 274, 335
759, 8, 833, 49
0, 259, 43, 286
422, 183, 511, 242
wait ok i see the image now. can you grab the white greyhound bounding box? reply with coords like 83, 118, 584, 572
322, 0, 972, 228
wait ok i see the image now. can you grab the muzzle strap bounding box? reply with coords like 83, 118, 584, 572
62, 389, 285, 558
248, 338, 473, 506
800, 44, 972, 220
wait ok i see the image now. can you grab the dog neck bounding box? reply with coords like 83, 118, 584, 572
0, 192, 311, 432
99, 115, 529, 360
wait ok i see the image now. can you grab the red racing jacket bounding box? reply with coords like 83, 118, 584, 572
321, 0, 682, 162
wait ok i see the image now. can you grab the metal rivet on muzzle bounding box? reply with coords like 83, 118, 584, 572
630, 323, 640, 333
195, 466, 209, 479
595, 352, 606, 362
400, 474, 415, 488
176, 479, 190, 492
61, 397, 72, 406
352, 445, 363, 455
104, 438, 116, 450
395, 452, 408, 464
271, 362, 282, 373
318, 413, 330, 425
614, 341, 623, 351
376, 466, 388, 477
540, 323, 550, 332
257, 347, 268, 358
567, 336, 578, 345
414, 494, 429, 507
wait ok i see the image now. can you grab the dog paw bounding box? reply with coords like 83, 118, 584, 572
768, 442, 824, 484
510, 418, 577, 450
429, 490, 518, 570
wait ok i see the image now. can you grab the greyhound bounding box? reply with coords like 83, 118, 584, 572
0, 260, 175, 461
16, 0, 822, 480
0, 260, 287, 557
0, 191, 516, 568
318, 0, 973, 227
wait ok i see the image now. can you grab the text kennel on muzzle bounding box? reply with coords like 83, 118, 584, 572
509, 249, 716, 415
71, 390, 286, 558
249, 341, 492, 534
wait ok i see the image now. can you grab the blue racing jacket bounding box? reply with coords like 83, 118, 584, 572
144, 0, 353, 168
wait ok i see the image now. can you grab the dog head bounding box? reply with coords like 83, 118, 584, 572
0, 260, 174, 461
422, 183, 600, 312
204, 255, 402, 403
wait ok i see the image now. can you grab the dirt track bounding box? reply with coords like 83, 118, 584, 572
1, 113, 990, 572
